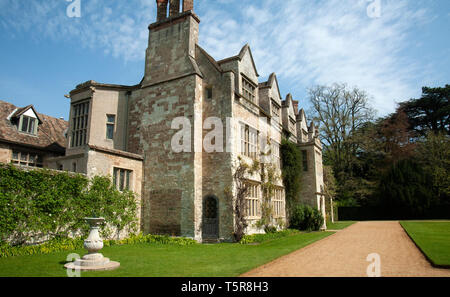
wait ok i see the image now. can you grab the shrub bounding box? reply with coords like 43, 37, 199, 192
289, 205, 324, 232
0, 233, 197, 258
264, 226, 278, 234
240, 229, 300, 244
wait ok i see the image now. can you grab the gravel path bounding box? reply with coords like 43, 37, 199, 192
241, 221, 450, 277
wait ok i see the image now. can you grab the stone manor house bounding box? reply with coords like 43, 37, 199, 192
0, 0, 325, 242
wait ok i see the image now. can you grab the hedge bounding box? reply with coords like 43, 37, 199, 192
338, 206, 450, 221
0, 164, 138, 246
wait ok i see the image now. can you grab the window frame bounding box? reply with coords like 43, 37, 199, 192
205, 85, 213, 100
245, 182, 261, 219
302, 150, 308, 172
106, 114, 116, 140
71, 100, 90, 148
271, 141, 281, 168
11, 150, 43, 168
113, 167, 132, 192
272, 187, 285, 218
240, 124, 259, 159
19, 115, 37, 135
271, 100, 281, 122
242, 76, 256, 103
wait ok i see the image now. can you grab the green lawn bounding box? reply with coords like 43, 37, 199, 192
0, 231, 333, 277
326, 221, 356, 230
401, 221, 450, 268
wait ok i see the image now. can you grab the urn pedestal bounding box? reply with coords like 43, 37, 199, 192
64, 217, 120, 271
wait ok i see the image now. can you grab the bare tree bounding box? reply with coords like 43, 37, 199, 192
308, 83, 376, 176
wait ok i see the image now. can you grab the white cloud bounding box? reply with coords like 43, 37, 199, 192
0, 0, 153, 61
196, 0, 432, 115
0, 0, 434, 115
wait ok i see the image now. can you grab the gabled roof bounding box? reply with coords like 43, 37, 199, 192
282, 93, 293, 108
217, 44, 260, 77
10, 105, 43, 124
259, 73, 282, 101
297, 108, 307, 122
308, 121, 316, 133
0, 100, 68, 152
196, 44, 223, 73
282, 93, 298, 121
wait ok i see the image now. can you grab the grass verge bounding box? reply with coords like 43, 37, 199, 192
400, 221, 450, 268
326, 221, 356, 230
0, 231, 333, 277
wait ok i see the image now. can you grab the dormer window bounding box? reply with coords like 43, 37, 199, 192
11, 105, 41, 136
20, 115, 37, 135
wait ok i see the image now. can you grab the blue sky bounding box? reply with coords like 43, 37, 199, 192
0, 0, 449, 120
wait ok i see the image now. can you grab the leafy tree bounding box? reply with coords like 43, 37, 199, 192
323, 166, 337, 221
378, 159, 436, 213
416, 132, 450, 204
307, 83, 376, 206
399, 85, 450, 136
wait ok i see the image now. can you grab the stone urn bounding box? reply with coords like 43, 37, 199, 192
64, 217, 120, 271
83, 217, 105, 254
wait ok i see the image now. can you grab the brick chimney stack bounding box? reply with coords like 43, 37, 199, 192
182, 0, 193, 12
169, 0, 180, 17
156, 0, 168, 22
292, 100, 299, 115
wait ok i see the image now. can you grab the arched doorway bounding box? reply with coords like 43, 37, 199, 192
202, 196, 219, 240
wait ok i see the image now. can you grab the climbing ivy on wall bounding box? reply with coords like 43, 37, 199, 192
280, 138, 304, 219
0, 164, 138, 246
226, 156, 260, 243
257, 139, 282, 231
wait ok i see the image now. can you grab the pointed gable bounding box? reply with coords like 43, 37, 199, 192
217, 43, 259, 83
283, 93, 296, 119
11, 105, 43, 124
297, 108, 308, 132
265, 73, 282, 103
238, 44, 259, 79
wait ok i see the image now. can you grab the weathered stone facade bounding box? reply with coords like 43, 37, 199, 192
34, 0, 325, 241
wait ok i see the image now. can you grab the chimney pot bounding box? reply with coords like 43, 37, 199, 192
182, 0, 193, 12
156, 0, 169, 22
169, 0, 180, 17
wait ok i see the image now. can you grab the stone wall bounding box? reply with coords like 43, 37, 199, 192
0, 142, 10, 164
196, 46, 235, 241
128, 75, 202, 240
88, 89, 129, 152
